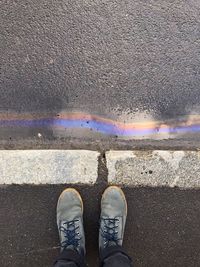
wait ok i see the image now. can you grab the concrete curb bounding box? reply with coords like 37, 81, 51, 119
0, 150, 200, 188
106, 150, 200, 188
0, 150, 100, 184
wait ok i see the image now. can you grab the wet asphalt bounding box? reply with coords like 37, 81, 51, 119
1, 0, 200, 143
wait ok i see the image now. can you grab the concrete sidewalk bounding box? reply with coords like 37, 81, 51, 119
0, 149, 200, 267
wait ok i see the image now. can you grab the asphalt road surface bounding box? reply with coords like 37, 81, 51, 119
1, 0, 200, 144
0, 183, 200, 267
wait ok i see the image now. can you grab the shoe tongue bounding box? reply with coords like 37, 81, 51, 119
108, 241, 117, 247
66, 245, 83, 256
67, 245, 75, 250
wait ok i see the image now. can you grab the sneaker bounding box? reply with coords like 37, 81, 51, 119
57, 188, 85, 256
99, 186, 127, 251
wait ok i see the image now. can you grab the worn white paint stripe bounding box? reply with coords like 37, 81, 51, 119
106, 150, 200, 188
0, 150, 100, 184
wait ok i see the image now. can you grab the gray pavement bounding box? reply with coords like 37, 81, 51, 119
1, 0, 200, 143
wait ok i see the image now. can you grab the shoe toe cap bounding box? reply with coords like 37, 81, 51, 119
101, 186, 127, 217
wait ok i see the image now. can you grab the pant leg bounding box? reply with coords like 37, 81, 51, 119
53, 249, 86, 267
54, 260, 77, 267
100, 245, 133, 267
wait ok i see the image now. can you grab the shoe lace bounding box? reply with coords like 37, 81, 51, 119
101, 218, 120, 246
59, 220, 81, 249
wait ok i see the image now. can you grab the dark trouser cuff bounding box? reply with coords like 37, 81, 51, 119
54, 249, 86, 267
100, 245, 132, 267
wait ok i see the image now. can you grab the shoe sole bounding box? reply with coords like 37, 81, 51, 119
101, 186, 128, 215
58, 188, 84, 213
